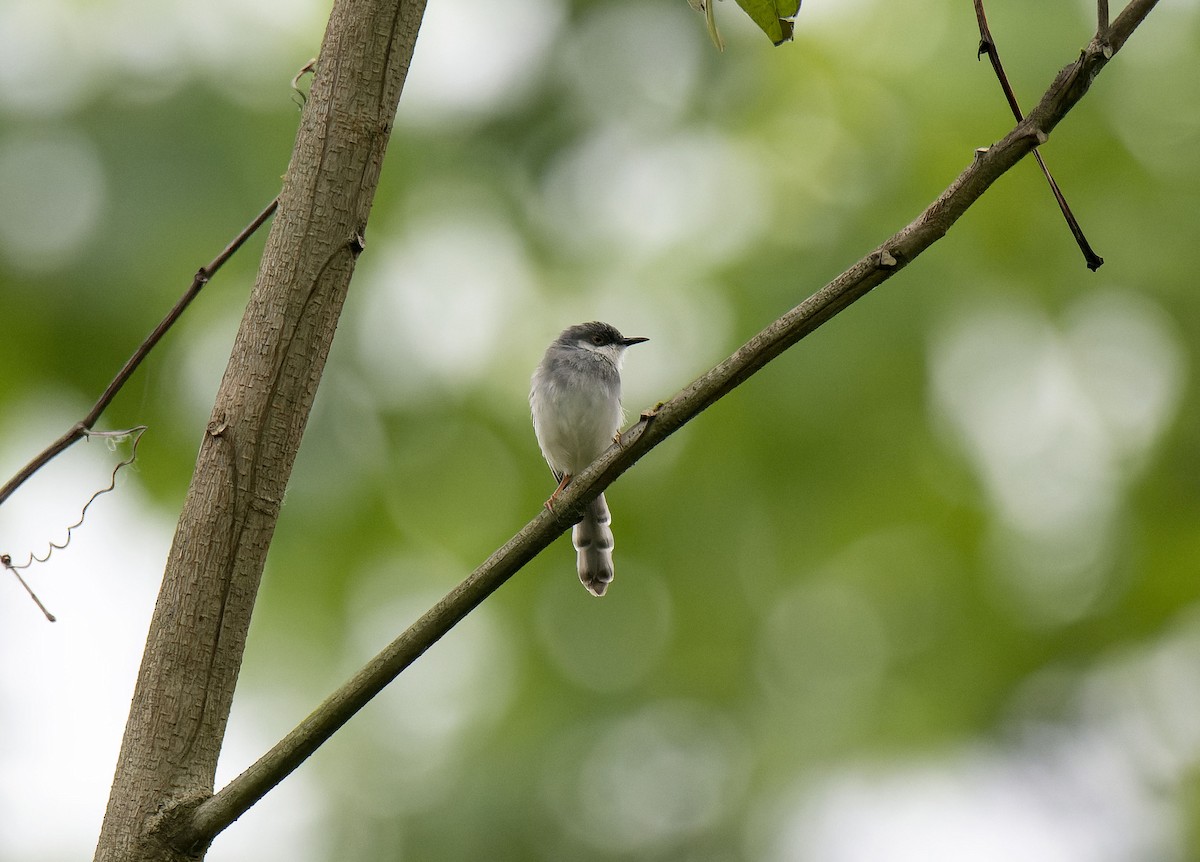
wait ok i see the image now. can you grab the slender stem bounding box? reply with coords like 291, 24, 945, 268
1108, 0, 1158, 49
0, 197, 278, 509
175, 4, 1159, 848
1098, 0, 1110, 34
2, 555, 55, 621
974, 0, 1104, 270
973, 0, 1025, 122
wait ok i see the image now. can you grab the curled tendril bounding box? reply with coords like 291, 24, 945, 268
291, 58, 316, 109
3, 425, 148, 622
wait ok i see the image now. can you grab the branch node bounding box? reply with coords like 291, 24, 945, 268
150, 790, 214, 857
639, 402, 665, 423
877, 249, 898, 268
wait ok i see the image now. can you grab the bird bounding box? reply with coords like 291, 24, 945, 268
530, 321, 648, 596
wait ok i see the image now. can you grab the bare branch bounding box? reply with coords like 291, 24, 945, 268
974, 0, 1103, 270
1098, 0, 1110, 35
174, 4, 1162, 849
0, 197, 278, 510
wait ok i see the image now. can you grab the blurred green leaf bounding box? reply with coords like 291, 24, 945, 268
732, 0, 800, 45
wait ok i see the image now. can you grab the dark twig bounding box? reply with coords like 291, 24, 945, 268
1098, 0, 1110, 34
0, 197, 279, 510
974, 0, 1104, 270
173, 1, 1160, 847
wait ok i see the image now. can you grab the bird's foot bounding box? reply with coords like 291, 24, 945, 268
544, 473, 572, 512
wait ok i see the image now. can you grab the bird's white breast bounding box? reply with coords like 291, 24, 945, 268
530, 364, 623, 476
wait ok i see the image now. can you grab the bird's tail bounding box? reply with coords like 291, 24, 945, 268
574, 493, 615, 597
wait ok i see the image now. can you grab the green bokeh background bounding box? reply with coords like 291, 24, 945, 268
2, 0, 1199, 860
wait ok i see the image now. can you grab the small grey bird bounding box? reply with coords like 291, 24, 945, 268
530, 321, 648, 596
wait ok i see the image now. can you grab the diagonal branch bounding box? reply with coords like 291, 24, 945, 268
171, 0, 1161, 849
974, 0, 1104, 270
0, 196, 278, 510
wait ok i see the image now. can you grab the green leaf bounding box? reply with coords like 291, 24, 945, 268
732, 0, 800, 46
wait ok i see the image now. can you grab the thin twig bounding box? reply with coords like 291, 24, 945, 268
1098, 0, 1110, 34
174, 1, 1160, 848
2, 555, 55, 622
974, 0, 1104, 270
0, 197, 279, 510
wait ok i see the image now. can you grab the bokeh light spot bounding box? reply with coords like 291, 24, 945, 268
0, 130, 105, 272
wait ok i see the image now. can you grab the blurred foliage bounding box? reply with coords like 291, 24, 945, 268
2, 0, 1200, 860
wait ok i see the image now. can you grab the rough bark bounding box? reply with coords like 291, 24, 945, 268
92, 1, 426, 860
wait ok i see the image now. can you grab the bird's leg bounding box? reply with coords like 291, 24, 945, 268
544, 473, 572, 512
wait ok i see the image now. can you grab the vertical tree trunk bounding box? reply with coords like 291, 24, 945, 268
93, 1, 426, 859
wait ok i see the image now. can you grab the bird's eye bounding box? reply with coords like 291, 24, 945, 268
591, 334, 605, 345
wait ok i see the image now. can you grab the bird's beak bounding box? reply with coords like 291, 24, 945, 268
622, 336, 649, 347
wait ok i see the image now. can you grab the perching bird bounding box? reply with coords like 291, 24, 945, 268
530, 321, 648, 596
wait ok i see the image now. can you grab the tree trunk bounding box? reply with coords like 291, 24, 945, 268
92, 1, 426, 859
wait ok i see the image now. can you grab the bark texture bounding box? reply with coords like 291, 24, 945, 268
92, 2, 426, 860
